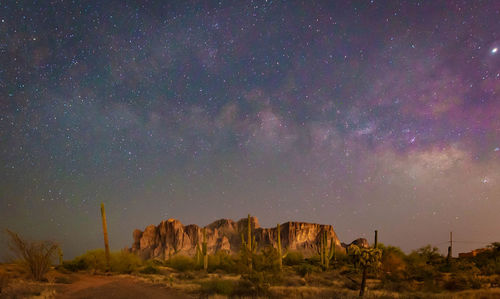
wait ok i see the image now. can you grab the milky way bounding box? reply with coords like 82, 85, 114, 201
1, 1, 499, 258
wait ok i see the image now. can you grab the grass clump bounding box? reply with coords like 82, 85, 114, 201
284, 251, 303, 266
140, 265, 160, 274
166, 255, 196, 272
200, 279, 235, 296
63, 249, 143, 274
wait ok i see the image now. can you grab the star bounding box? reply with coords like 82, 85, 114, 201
492, 47, 498, 54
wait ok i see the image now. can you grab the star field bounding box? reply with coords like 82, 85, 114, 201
1, 1, 499, 258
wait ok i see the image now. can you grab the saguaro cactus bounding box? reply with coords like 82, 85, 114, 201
247, 214, 252, 251
202, 227, 208, 271
276, 223, 288, 271
196, 243, 202, 265
241, 214, 258, 271
317, 230, 335, 270
100, 202, 111, 271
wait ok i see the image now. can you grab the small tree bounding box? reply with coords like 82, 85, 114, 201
5, 230, 59, 281
348, 244, 382, 297
488, 242, 500, 263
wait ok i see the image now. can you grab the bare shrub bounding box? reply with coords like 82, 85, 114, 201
0, 273, 10, 294
5, 229, 59, 281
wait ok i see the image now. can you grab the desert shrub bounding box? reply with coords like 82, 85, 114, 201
379, 272, 415, 292
110, 251, 142, 273
63, 249, 143, 273
296, 263, 315, 277
176, 272, 196, 280
405, 245, 445, 284
147, 258, 166, 267
472, 244, 500, 275
379, 244, 407, 277
167, 255, 196, 272
140, 265, 160, 274
407, 245, 443, 266
284, 251, 303, 266
332, 252, 349, 268
5, 230, 59, 281
64, 249, 106, 272
62, 258, 88, 272
444, 272, 481, 291
305, 254, 321, 265
480, 262, 500, 276
0, 280, 56, 298
234, 271, 269, 296
253, 246, 280, 273
304, 271, 335, 287
207, 251, 237, 273
200, 279, 235, 296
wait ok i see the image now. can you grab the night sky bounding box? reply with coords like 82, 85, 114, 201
1, 1, 499, 259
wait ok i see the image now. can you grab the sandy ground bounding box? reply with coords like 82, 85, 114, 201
54, 274, 195, 299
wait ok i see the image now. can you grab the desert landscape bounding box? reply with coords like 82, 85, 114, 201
1, 0, 499, 298
2, 214, 500, 298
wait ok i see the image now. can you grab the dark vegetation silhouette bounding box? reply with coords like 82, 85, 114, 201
5, 229, 59, 281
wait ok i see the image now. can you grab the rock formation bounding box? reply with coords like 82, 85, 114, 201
130, 216, 368, 260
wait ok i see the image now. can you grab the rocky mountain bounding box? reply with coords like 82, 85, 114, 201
130, 216, 369, 260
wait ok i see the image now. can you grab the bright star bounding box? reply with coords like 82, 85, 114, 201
492, 47, 498, 54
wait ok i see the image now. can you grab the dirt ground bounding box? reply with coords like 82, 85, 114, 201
54, 273, 195, 299
0, 264, 195, 299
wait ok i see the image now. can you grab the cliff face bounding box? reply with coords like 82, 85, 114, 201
130, 217, 361, 260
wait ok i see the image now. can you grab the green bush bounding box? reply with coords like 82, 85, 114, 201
200, 279, 235, 296
284, 251, 303, 266
62, 258, 88, 272
110, 251, 142, 273
64, 249, 107, 272
253, 246, 280, 273
207, 251, 237, 273
63, 249, 143, 273
167, 255, 196, 272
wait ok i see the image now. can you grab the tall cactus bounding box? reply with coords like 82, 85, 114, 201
196, 243, 202, 265
317, 230, 336, 270
100, 202, 111, 271
241, 214, 258, 271
202, 227, 208, 271
276, 223, 288, 271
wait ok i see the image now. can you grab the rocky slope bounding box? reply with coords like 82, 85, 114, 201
130, 216, 368, 260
